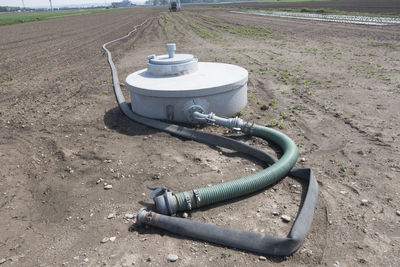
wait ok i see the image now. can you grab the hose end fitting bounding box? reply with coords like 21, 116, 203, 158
147, 186, 178, 215
136, 208, 151, 226
191, 111, 245, 130
185, 105, 248, 131
154, 191, 178, 215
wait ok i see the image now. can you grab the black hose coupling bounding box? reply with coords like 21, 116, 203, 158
147, 186, 178, 215
136, 208, 152, 226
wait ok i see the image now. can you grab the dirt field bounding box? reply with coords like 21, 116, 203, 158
1, 4, 399, 267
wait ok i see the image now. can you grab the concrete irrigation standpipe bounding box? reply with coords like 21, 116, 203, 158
126, 43, 248, 122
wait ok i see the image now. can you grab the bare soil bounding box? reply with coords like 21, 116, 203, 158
0, 5, 399, 267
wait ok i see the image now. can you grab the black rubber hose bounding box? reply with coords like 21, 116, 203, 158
138, 168, 318, 256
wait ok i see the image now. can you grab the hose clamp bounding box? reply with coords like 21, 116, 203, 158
242, 121, 255, 133
184, 192, 192, 210
193, 189, 201, 207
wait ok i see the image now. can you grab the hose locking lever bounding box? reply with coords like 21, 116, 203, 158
147, 186, 168, 199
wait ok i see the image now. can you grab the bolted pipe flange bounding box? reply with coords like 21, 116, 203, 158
184, 105, 206, 123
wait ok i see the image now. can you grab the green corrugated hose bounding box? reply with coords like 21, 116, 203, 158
175, 124, 299, 211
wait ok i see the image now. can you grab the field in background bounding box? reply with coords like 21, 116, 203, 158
0, 0, 341, 26
0, 7, 132, 26
3, 0, 397, 27
248, 0, 329, 2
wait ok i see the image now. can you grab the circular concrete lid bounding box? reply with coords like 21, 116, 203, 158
126, 62, 248, 98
